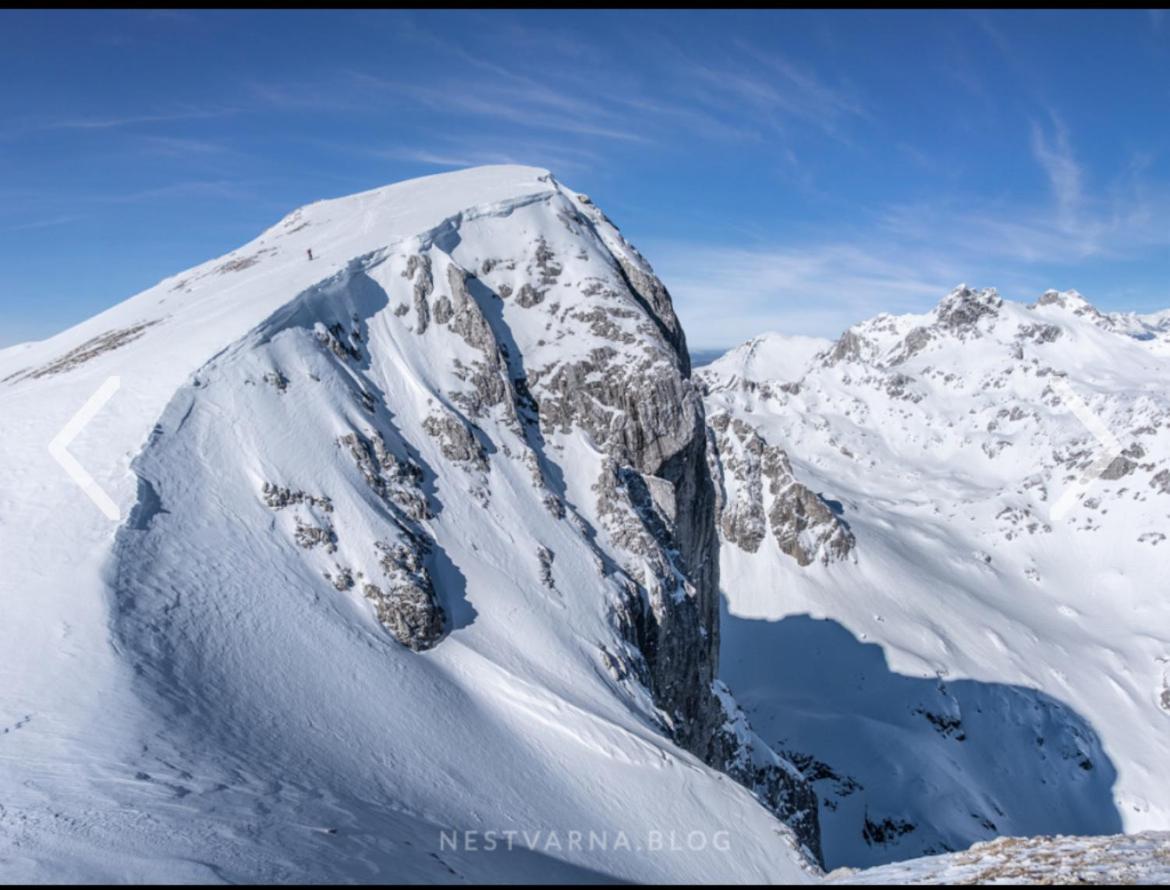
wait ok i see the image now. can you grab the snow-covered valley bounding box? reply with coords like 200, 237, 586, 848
1, 165, 1167, 883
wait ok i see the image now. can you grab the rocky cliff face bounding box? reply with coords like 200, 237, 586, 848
706, 412, 855, 567
512, 189, 822, 861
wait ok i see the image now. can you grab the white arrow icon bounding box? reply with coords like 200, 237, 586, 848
1048, 376, 1124, 522
48, 375, 122, 521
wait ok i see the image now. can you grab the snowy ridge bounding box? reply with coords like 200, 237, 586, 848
0, 167, 817, 882
703, 332, 832, 386
701, 285, 1170, 870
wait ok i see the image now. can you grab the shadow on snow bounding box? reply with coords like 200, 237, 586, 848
719, 605, 1122, 870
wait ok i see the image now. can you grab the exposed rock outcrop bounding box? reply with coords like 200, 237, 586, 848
421, 412, 488, 472
404, 253, 433, 333
363, 537, 444, 652
933, 285, 1002, 334
707, 413, 855, 567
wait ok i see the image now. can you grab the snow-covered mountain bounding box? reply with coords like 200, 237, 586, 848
703, 332, 832, 385
0, 166, 820, 882
5, 164, 1167, 883
701, 285, 1170, 870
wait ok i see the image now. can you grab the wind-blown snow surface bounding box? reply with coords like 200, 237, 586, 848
701, 286, 1170, 870
0, 167, 815, 883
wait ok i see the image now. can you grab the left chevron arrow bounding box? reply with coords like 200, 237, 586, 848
48, 375, 122, 521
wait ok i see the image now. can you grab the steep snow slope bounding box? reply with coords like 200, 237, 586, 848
702, 286, 1170, 870
0, 167, 817, 882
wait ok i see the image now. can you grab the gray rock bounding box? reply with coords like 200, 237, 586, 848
888, 326, 933, 365
295, 519, 337, 553
515, 283, 544, 308
709, 682, 823, 864
405, 254, 433, 333
532, 236, 563, 288
537, 545, 556, 590
328, 566, 355, 591
823, 328, 867, 366
432, 295, 453, 325
21, 320, 163, 381
364, 538, 445, 651
262, 370, 290, 392
1152, 469, 1170, 494
317, 322, 361, 361
1017, 322, 1063, 344
422, 412, 488, 472
338, 430, 429, 521
261, 482, 333, 513
1101, 455, 1137, 480
934, 286, 1002, 333
707, 417, 854, 567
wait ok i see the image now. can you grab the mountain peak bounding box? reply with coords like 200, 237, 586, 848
932, 284, 1002, 331
1032, 288, 1102, 318
263, 164, 561, 245
0, 167, 821, 883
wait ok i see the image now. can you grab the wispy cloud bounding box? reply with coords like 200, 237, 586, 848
245, 80, 363, 113
659, 114, 1170, 349
1030, 113, 1084, 231
304, 18, 869, 153
51, 109, 234, 130
736, 41, 869, 123
137, 135, 234, 157
881, 112, 1170, 265
0, 106, 238, 143
309, 133, 601, 177
643, 36, 869, 145
99, 179, 258, 204
0, 214, 85, 233
0, 179, 259, 213
349, 72, 651, 144
370, 147, 521, 169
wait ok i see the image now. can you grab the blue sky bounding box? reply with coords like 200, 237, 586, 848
1, 9, 1168, 349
